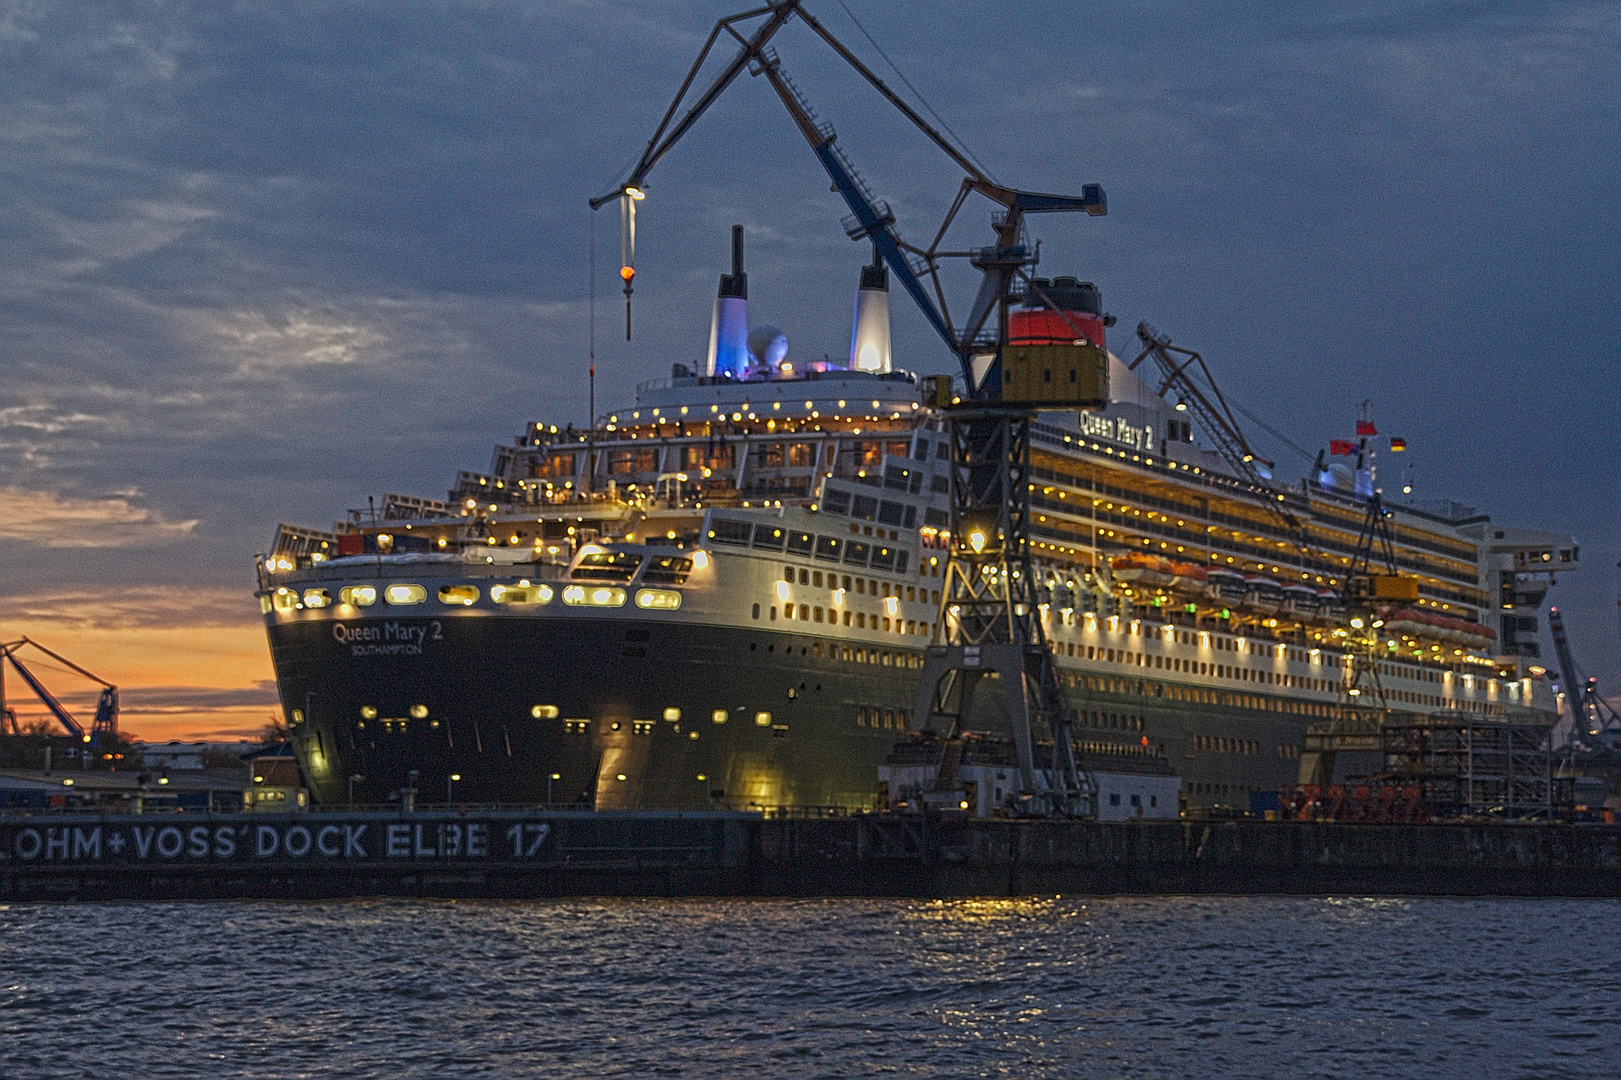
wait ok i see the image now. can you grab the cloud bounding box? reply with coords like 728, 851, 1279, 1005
0, 584, 254, 629
0, 487, 198, 547
118, 680, 281, 715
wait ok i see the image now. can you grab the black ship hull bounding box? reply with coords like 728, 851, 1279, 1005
266, 611, 1312, 811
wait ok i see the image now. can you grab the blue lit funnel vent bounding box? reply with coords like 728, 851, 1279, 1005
705, 225, 749, 378
848, 258, 891, 373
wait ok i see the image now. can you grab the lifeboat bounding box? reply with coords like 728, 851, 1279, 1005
1168, 561, 1209, 591
1110, 553, 1174, 587
1206, 568, 1248, 603
1282, 583, 1320, 616
1245, 575, 1285, 614
1378, 608, 1498, 650
1317, 589, 1346, 621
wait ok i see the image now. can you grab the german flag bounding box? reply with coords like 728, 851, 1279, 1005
1389, 436, 1407, 452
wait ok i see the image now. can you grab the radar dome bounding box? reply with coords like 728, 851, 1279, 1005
748, 324, 788, 368
1325, 463, 1355, 489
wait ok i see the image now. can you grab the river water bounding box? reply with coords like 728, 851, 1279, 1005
0, 896, 1616, 1078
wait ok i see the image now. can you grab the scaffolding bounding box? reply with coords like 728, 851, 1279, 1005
1381, 710, 1562, 819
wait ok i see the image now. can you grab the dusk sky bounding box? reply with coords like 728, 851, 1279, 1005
2, 0, 1616, 741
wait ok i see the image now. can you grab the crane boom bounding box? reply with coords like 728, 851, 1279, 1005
3, 652, 84, 738
1547, 606, 1583, 726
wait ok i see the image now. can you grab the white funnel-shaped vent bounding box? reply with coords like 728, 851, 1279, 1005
849, 260, 891, 373
706, 225, 749, 378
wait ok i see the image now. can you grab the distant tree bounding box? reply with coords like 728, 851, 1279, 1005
260, 715, 289, 745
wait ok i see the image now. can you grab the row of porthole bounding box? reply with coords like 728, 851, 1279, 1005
535, 704, 775, 728
268, 583, 681, 612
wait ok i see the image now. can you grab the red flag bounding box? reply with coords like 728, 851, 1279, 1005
1389, 436, 1406, 452
1356, 420, 1377, 436
1329, 440, 1356, 456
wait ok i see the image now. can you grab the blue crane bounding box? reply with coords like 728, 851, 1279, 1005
0, 638, 119, 747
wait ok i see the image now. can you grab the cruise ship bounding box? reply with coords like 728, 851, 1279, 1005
257, 248, 1576, 815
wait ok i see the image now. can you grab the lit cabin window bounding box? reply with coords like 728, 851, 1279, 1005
754, 711, 772, 727
340, 585, 378, 607
272, 588, 298, 611
302, 589, 332, 609
384, 584, 427, 605
259, 595, 272, 614
664, 707, 681, 722
360, 706, 378, 719
531, 704, 560, 719
492, 583, 553, 604
712, 709, 728, 724
438, 584, 480, 606
562, 584, 626, 607
409, 704, 429, 719
635, 588, 682, 610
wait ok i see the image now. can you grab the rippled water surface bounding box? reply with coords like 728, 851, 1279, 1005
1, 896, 1617, 1078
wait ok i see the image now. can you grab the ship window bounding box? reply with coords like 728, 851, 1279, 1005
855, 578, 866, 594
642, 557, 692, 584
562, 585, 627, 607
752, 603, 760, 619
799, 604, 809, 620
851, 495, 878, 521
856, 613, 866, 629
798, 569, 809, 585
531, 705, 560, 719
707, 519, 752, 546
712, 709, 728, 724
822, 487, 851, 515
754, 711, 772, 727
752, 524, 787, 550
843, 611, 852, 626
787, 531, 815, 557
635, 588, 682, 610
302, 589, 332, 609
844, 541, 871, 567
384, 584, 427, 605
572, 551, 641, 581
813, 571, 823, 588
814, 607, 823, 623
438, 585, 480, 606
871, 546, 897, 571
815, 535, 842, 562
492, 583, 553, 604
878, 501, 905, 526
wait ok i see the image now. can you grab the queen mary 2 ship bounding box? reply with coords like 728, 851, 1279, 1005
257, 239, 1575, 814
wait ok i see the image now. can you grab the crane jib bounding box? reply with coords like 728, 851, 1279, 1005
810, 142, 957, 361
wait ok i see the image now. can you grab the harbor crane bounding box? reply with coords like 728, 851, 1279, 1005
1547, 606, 1621, 754
0, 638, 120, 746
1296, 492, 1417, 786
591, 0, 1109, 813
1130, 323, 1306, 540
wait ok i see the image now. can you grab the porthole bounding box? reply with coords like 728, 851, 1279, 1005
384, 583, 427, 605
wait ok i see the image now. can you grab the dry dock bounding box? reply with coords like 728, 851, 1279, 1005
2, 810, 1618, 901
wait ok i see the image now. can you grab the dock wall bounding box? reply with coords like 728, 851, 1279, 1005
1, 811, 1616, 901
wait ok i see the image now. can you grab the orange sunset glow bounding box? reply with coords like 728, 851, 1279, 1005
2, 586, 279, 743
